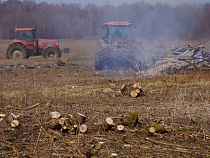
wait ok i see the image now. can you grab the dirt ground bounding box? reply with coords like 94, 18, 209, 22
0, 39, 209, 158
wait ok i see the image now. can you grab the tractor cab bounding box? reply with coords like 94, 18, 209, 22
15, 28, 36, 42
102, 21, 133, 47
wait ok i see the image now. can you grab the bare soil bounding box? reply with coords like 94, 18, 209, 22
0, 39, 209, 158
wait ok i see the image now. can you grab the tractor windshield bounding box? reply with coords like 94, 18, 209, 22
108, 25, 130, 38
16, 30, 35, 42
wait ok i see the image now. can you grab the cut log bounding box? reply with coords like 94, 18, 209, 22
0, 114, 6, 117
65, 114, 78, 126
45, 115, 53, 122
120, 84, 127, 95
149, 127, 156, 134
135, 89, 140, 94
58, 118, 66, 126
130, 90, 138, 98
0, 114, 6, 122
11, 120, 19, 128
116, 125, 124, 132
74, 112, 86, 123
133, 83, 142, 89
0, 118, 7, 128
50, 111, 61, 119
48, 119, 61, 130
69, 125, 78, 135
104, 117, 114, 130
47, 129, 62, 138
79, 124, 88, 133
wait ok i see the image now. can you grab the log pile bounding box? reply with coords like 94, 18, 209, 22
121, 82, 143, 98
46, 111, 88, 134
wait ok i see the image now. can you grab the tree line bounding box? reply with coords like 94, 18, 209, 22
0, 0, 210, 40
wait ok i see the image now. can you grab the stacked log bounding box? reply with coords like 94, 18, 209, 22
121, 83, 143, 98
46, 111, 88, 134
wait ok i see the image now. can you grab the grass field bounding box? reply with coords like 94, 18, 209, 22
0, 39, 209, 157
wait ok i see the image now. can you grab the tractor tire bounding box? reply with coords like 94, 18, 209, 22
6, 43, 29, 59
94, 51, 106, 70
43, 47, 61, 59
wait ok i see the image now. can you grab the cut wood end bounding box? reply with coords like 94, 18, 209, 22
135, 89, 140, 94
50, 111, 61, 119
149, 127, 155, 133
79, 124, 88, 133
133, 83, 142, 89
63, 126, 67, 130
130, 91, 138, 98
58, 118, 65, 125
0, 114, 6, 118
121, 84, 126, 90
117, 125, 124, 131
105, 117, 114, 125
11, 120, 19, 127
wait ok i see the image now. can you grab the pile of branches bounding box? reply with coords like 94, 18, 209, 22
170, 45, 210, 69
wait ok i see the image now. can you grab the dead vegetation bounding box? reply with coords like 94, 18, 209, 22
0, 39, 209, 157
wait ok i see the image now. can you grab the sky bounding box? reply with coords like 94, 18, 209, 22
1, 0, 210, 6
34, 0, 210, 6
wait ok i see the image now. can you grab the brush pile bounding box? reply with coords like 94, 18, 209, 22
154, 45, 210, 73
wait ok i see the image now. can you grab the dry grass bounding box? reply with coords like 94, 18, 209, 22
0, 39, 209, 157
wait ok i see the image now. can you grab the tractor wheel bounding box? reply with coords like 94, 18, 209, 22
94, 51, 105, 70
6, 44, 29, 59
43, 47, 61, 59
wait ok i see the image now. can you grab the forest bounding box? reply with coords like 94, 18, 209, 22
0, 0, 210, 40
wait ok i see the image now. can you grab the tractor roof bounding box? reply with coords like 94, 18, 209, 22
14, 28, 36, 32
105, 21, 133, 26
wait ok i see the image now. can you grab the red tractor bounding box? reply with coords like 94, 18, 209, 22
6, 28, 69, 59
94, 21, 141, 71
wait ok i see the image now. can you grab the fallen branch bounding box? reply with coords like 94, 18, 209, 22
21, 103, 40, 110
59, 154, 85, 158
145, 137, 188, 149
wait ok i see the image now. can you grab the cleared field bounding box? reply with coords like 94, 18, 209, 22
0, 39, 209, 157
